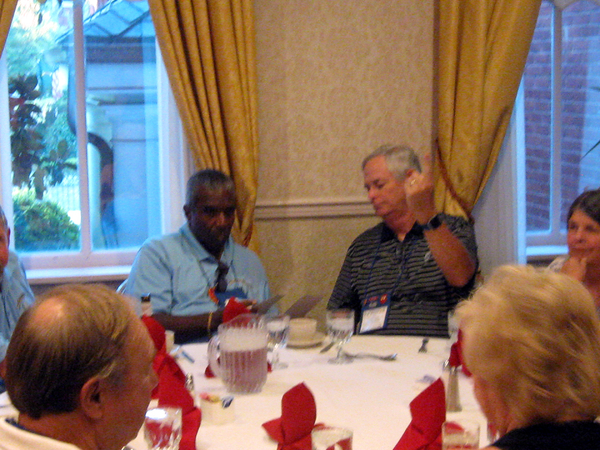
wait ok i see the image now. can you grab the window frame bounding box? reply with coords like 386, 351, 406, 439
0, 0, 189, 281
523, 0, 600, 259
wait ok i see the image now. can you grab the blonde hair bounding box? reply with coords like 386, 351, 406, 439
457, 265, 600, 425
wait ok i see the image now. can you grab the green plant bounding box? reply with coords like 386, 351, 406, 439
9, 74, 77, 199
13, 189, 80, 251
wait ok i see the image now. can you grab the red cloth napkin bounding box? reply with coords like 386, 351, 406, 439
449, 330, 471, 376
393, 378, 446, 450
142, 317, 201, 450
222, 297, 250, 323
262, 383, 318, 450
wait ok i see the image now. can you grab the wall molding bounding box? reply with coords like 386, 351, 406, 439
255, 196, 374, 220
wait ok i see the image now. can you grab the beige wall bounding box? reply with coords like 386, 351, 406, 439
253, 0, 436, 322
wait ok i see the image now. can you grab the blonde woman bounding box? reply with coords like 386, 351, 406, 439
457, 265, 600, 449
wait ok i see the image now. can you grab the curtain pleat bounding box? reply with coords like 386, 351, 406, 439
436, 0, 542, 218
149, 0, 259, 249
0, 0, 17, 57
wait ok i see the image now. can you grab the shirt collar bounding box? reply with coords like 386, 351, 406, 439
380, 221, 423, 242
180, 223, 234, 263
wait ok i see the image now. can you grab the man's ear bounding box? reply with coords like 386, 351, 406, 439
6, 228, 10, 247
80, 377, 105, 420
183, 204, 191, 221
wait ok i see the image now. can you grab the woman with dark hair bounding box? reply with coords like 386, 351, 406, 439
549, 188, 600, 309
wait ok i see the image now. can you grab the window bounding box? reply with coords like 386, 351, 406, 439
522, 0, 600, 253
0, 0, 187, 276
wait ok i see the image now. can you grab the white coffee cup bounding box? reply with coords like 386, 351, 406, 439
289, 318, 317, 342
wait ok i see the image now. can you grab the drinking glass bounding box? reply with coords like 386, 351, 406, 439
311, 424, 353, 450
144, 407, 183, 450
326, 309, 355, 364
442, 419, 480, 450
265, 314, 290, 369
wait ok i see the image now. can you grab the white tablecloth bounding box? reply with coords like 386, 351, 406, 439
130, 335, 487, 450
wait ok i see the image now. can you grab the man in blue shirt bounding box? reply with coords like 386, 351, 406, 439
0, 205, 35, 393
126, 169, 270, 342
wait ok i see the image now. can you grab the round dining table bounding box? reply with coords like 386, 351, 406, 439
128, 335, 488, 450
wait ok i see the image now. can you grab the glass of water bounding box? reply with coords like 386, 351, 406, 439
442, 419, 480, 450
326, 309, 355, 364
265, 314, 290, 369
144, 407, 182, 450
312, 424, 353, 450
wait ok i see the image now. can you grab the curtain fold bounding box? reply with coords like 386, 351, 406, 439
148, 0, 259, 249
0, 0, 17, 57
436, 0, 542, 218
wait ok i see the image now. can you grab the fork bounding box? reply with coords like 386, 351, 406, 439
342, 351, 397, 361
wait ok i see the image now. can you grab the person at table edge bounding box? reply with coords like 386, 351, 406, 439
125, 169, 270, 343
0, 205, 35, 394
0, 284, 157, 450
327, 144, 478, 337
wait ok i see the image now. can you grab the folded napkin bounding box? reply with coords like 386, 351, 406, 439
449, 330, 471, 376
393, 378, 446, 450
142, 317, 201, 450
222, 297, 250, 323
262, 383, 318, 450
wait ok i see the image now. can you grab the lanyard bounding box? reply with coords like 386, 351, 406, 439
365, 228, 417, 300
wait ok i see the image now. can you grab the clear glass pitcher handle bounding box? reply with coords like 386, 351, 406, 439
207, 335, 222, 378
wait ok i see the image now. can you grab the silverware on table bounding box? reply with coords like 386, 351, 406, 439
418, 337, 429, 353
319, 341, 335, 353
342, 351, 397, 361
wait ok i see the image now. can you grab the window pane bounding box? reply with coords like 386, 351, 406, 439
524, 0, 554, 233
5, 0, 161, 254
6, 0, 81, 252
80, 0, 161, 250
561, 1, 600, 224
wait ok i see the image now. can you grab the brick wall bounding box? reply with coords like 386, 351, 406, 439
524, 0, 600, 231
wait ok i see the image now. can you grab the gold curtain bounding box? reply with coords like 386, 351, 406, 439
148, 0, 259, 249
436, 0, 542, 218
0, 0, 17, 56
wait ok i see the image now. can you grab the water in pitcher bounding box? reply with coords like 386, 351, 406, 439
220, 328, 268, 393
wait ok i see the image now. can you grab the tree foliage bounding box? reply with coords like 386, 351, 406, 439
13, 189, 79, 251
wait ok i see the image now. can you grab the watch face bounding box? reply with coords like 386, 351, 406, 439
423, 214, 442, 231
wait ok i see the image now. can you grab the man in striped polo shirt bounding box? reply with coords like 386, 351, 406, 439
328, 145, 478, 337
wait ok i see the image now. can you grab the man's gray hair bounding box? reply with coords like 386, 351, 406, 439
5, 284, 135, 419
362, 144, 421, 180
185, 169, 236, 207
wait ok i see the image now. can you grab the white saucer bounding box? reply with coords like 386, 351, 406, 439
287, 332, 326, 348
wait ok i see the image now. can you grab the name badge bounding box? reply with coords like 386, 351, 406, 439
358, 293, 391, 333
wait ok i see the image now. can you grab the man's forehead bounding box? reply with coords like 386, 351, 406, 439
194, 188, 236, 206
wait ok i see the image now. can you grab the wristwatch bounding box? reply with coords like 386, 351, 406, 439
419, 213, 443, 231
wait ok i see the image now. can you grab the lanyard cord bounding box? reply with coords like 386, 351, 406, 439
181, 228, 238, 286
365, 229, 417, 300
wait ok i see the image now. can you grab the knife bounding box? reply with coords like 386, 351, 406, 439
319, 341, 335, 353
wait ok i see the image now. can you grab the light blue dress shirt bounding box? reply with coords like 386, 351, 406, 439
125, 224, 270, 316
0, 251, 35, 362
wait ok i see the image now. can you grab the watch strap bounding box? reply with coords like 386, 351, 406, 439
419, 213, 443, 231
